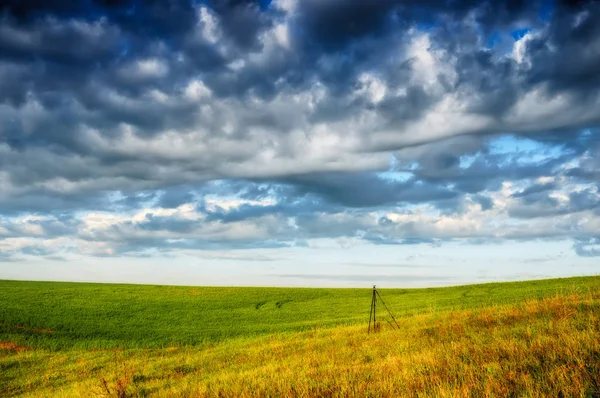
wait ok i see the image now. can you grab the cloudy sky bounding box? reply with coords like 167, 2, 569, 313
0, 0, 599, 287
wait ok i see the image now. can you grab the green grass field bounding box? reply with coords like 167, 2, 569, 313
2, 277, 597, 350
1, 276, 600, 397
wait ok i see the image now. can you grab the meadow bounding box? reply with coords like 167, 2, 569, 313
1, 276, 599, 396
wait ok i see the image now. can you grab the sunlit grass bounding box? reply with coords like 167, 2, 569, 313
1, 276, 599, 396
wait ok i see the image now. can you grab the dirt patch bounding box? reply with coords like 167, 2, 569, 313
255, 301, 267, 309
275, 299, 293, 309
0, 342, 26, 352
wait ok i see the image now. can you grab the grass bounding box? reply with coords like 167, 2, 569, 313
1, 276, 600, 396
2, 277, 598, 350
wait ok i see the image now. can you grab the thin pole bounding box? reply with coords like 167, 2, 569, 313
376, 290, 401, 330
368, 287, 374, 333
373, 285, 377, 332
385, 318, 394, 329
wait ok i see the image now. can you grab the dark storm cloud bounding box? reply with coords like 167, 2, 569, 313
293, 0, 541, 52
0, 0, 198, 39
287, 172, 458, 207
207, 0, 270, 50
0, 16, 121, 67
1, 0, 600, 258
1, 0, 597, 157
293, 0, 398, 51
199, 171, 460, 223
524, 1, 600, 96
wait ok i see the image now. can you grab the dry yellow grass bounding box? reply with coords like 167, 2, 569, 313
4, 291, 599, 397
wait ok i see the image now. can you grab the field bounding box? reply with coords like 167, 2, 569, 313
1, 276, 600, 397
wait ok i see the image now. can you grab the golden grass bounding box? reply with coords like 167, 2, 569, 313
3, 291, 599, 397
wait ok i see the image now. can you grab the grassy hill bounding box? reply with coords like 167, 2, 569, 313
1, 276, 599, 396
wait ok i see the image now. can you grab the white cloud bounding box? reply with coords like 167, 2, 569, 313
119, 58, 169, 81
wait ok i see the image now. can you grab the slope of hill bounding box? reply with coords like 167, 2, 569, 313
1, 276, 599, 396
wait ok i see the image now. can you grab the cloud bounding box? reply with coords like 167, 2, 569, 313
274, 273, 455, 283
573, 237, 600, 257
1, 0, 600, 262
508, 186, 600, 218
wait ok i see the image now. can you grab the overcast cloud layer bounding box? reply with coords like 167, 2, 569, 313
0, 0, 599, 282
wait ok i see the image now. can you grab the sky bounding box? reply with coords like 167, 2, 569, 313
0, 0, 599, 287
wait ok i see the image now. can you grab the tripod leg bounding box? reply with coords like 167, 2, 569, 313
368, 293, 374, 333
